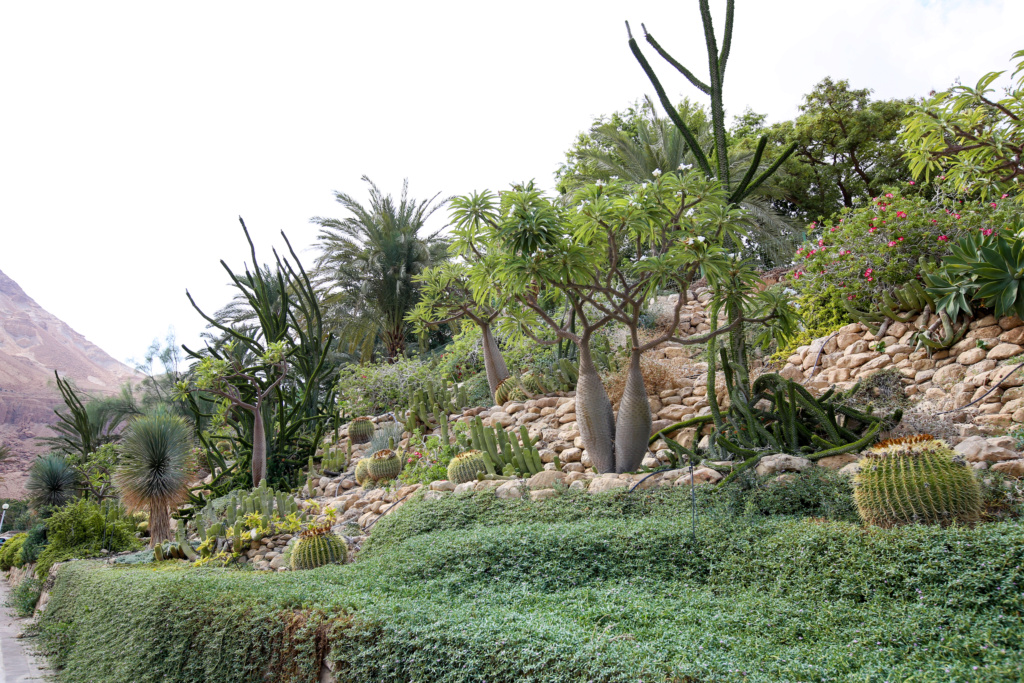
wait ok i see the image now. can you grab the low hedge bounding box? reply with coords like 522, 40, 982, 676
37, 490, 1024, 682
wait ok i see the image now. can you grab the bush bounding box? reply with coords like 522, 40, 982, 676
35, 499, 141, 578
19, 523, 47, 565
0, 533, 27, 570
787, 188, 1024, 343
37, 508, 1024, 682
5, 577, 41, 617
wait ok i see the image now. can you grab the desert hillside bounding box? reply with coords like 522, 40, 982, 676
0, 268, 137, 497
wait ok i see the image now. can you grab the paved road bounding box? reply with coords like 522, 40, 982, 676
0, 579, 51, 682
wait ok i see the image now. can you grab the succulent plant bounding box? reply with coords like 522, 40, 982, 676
367, 449, 402, 482
493, 377, 517, 406
349, 417, 375, 445
354, 458, 371, 486
447, 450, 488, 484
854, 434, 982, 528
289, 524, 347, 570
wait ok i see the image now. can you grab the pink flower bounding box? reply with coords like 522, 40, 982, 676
885, 193, 894, 198
848, 294, 856, 300
896, 211, 907, 219
1002, 194, 1009, 199
898, 237, 904, 241
938, 235, 949, 242
983, 228, 994, 236
888, 241, 898, 247
954, 214, 961, 219
909, 181, 915, 185
880, 206, 888, 212
866, 277, 874, 282
991, 202, 998, 208
818, 239, 825, 247
830, 227, 836, 232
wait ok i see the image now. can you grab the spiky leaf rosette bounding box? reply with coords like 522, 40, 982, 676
115, 409, 195, 546
367, 449, 401, 482
447, 450, 487, 484
854, 435, 982, 528
354, 458, 371, 486
26, 453, 79, 508
289, 524, 347, 570
349, 417, 375, 445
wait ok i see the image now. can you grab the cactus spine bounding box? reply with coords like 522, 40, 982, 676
349, 417, 375, 444
854, 435, 982, 527
447, 450, 489, 484
367, 449, 402, 482
290, 525, 347, 570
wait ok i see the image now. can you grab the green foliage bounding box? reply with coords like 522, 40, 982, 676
5, 577, 41, 617
0, 498, 30, 530
37, 502, 1024, 682
902, 48, 1024, 203
0, 533, 27, 570
931, 232, 1024, 318
854, 436, 983, 527
26, 453, 79, 508
396, 431, 456, 486
725, 468, 859, 522
19, 523, 47, 565
35, 499, 141, 578
312, 176, 450, 361
289, 526, 347, 570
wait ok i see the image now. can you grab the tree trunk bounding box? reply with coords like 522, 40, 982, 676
251, 407, 267, 486
480, 323, 509, 398
614, 348, 652, 473
574, 338, 616, 473
148, 502, 171, 547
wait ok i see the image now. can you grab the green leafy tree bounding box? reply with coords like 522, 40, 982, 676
733, 79, 913, 221
407, 259, 510, 397
902, 48, 1024, 202
115, 410, 194, 546
312, 177, 450, 361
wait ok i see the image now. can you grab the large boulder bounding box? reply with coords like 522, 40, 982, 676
527, 470, 567, 489
953, 436, 1020, 463
755, 453, 813, 476
588, 476, 630, 494
675, 467, 723, 485
991, 459, 1024, 477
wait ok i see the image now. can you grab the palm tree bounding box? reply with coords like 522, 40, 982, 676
559, 99, 798, 266
115, 410, 194, 546
311, 177, 449, 361
26, 453, 79, 508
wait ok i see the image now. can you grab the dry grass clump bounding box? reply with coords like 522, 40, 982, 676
604, 354, 671, 405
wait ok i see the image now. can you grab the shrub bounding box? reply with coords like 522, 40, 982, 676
787, 188, 1024, 342
0, 498, 30, 530
5, 577, 41, 617
35, 499, 141, 578
19, 523, 47, 565
0, 533, 27, 570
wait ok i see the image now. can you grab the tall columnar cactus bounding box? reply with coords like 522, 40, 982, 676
853, 435, 982, 528
354, 458, 371, 486
447, 450, 489, 484
349, 417, 375, 445
289, 524, 347, 570
367, 449, 402, 482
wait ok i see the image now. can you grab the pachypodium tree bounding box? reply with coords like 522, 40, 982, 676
457, 174, 787, 473
177, 342, 287, 487
407, 259, 510, 397
626, 0, 796, 206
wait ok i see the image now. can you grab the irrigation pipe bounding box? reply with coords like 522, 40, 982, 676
936, 359, 1024, 415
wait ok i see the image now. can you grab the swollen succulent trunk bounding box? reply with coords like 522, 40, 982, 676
574, 340, 616, 473
481, 324, 510, 398
614, 350, 652, 473
251, 410, 267, 486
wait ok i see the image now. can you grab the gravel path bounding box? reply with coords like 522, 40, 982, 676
0, 579, 52, 682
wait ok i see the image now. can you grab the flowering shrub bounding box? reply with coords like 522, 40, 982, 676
397, 430, 459, 486
787, 187, 1024, 340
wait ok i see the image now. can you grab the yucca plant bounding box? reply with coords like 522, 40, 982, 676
26, 453, 79, 508
114, 410, 194, 547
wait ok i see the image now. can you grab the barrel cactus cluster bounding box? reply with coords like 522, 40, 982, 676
853, 434, 982, 528
289, 524, 347, 570
354, 458, 371, 486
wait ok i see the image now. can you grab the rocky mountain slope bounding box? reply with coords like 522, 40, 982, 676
0, 269, 137, 497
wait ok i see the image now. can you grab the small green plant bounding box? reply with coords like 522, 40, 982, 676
854, 435, 982, 527
977, 338, 990, 350
0, 533, 27, 570
5, 577, 41, 617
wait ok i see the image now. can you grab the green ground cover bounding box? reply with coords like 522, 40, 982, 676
37, 487, 1024, 682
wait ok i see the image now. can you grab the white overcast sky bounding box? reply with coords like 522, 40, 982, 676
2, 0, 1021, 368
